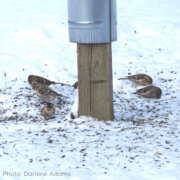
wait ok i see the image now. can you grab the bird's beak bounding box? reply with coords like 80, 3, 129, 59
149, 83, 152, 86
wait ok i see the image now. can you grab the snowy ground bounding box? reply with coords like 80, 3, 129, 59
0, 0, 180, 179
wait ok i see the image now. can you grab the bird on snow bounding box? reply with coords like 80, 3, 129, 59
73, 81, 78, 89
134, 86, 162, 98
118, 74, 153, 86
41, 103, 55, 120
28, 75, 66, 88
33, 83, 68, 102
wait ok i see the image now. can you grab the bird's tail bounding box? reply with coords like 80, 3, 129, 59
118, 78, 129, 80
58, 94, 69, 98
53, 82, 70, 86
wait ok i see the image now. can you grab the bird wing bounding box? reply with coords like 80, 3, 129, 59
33, 75, 52, 86
130, 78, 144, 86
38, 86, 51, 95
135, 86, 154, 94
132, 79, 143, 82
46, 87, 68, 98
140, 88, 156, 97
54, 91, 69, 98
38, 78, 50, 85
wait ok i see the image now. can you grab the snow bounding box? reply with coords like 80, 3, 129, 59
0, 0, 180, 179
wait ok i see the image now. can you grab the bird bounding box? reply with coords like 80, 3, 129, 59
73, 81, 78, 89
28, 75, 67, 87
118, 74, 153, 86
134, 86, 162, 98
41, 103, 55, 120
33, 83, 68, 102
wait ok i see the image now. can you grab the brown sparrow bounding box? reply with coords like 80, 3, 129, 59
41, 103, 55, 120
118, 74, 153, 86
33, 83, 68, 102
134, 86, 162, 98
28, 75, 66, 87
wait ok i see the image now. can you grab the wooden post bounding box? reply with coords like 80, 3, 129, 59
78, 43, 113, 121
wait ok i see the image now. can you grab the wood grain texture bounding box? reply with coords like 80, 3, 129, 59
77, 44, 92, 116
77, 43, 113, 121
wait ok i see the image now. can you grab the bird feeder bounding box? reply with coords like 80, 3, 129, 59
68, 0, 117, 43
67, 0, 117, 121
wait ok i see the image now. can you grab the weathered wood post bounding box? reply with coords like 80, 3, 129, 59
68, 0, 117, 121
